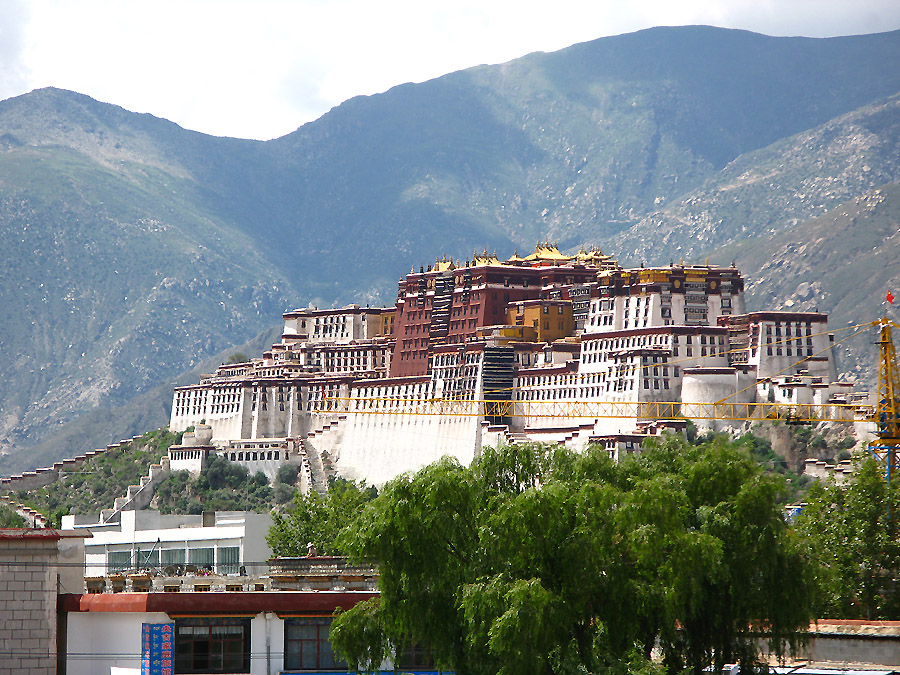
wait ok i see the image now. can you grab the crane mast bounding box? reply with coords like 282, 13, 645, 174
871, 319, 900, 482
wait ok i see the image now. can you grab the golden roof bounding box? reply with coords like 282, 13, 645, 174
472, 248, 501, 265
433, 254, 456, 272
505, 249, 526, 263
523, 242, 573, 263
573, 245, 618, 268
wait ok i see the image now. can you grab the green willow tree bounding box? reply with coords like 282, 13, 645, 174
267, 478, 376, 556
330, 437, 816, 675
794, 453, 900, 619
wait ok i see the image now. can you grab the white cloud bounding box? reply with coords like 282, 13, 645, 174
0, 0, 31, 101
3, 0, 900, 140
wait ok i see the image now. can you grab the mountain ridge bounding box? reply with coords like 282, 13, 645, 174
3, 25, 900, 471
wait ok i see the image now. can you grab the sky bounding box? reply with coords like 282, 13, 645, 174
1, 0, 899, 141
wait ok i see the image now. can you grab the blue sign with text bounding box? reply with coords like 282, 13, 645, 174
141, 623, 174, 675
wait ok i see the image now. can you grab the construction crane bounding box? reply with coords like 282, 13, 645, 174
870, 318, 900, 482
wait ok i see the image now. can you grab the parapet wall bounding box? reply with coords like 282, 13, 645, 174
0, 436, 147, 492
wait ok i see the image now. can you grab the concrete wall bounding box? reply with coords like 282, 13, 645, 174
66, 611, 171, 675
802, 633, 900, 666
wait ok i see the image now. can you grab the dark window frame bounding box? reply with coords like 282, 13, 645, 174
395, 639, 436, 670
174, 617, 250, 674
284, 617, 347, 671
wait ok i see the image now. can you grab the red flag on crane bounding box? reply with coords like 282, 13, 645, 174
888, 291, 895, 305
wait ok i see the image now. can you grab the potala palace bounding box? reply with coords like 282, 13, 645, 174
168, 245, 857, 488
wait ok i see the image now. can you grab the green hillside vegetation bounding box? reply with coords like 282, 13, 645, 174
0, 503, 26, 527
153, 455, 278, 514
10, 427, 303, 524
4, 27, 900, 470
13, 428, 182, 525
7, 418, 844, 529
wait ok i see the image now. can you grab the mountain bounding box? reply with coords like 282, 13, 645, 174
3, 25, 900, 472
614, 94, 900, 263
713, 182, 900, 386
0, 88, 295, 459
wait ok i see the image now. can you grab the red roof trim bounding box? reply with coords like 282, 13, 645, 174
60, 591, 377, 614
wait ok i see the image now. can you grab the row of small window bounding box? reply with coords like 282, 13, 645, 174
589, 315, 615, 326
765, 336, 814, 346
314, 315, 351, 324
765, 322, 813, 334
226, 450, 280, 461
252, 402, 289, 412
584, 336, 671, 352
210, 391, 241, 403
108, 546, 240, 574
767, 347, 815, 357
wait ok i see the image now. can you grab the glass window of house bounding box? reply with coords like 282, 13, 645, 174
189, 548, 215, 570
174, 617, 250, 674
217, 547, 240, 575
284, 617, 346, 671
108, 550, 132, 573
396, 640, 435, 670
162, 548, 185, 566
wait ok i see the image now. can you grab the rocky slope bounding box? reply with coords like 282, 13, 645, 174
713, 182, 900, 386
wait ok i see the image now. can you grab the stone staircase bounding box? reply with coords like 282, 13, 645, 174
0, 495, 50, 528
99, 458, 170, 524
305, 414, 347, 439
302, 414, 348, 495
300, 439, 330, 496
506, 430, 530, 444
0, 435, 147, 493
562, 423, 597, 447
294, 442, 315, 495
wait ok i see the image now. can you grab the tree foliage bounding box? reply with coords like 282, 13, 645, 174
0, 503, 27, 528
330, 438, 815, 675
794, 453, 900, 619
267, 477, 377, 557
153, 454, 274, 514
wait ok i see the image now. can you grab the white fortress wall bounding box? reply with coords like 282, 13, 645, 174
326, 378, 482, 485
681, 368, 756, 433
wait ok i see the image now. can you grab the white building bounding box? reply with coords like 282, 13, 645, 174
166, 258, 855, 487
61, 510, 273, 578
